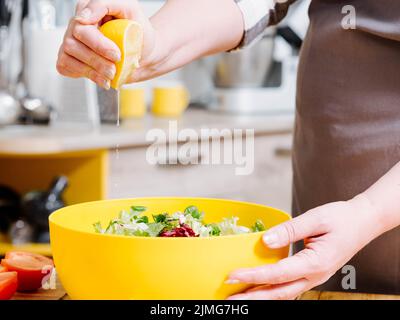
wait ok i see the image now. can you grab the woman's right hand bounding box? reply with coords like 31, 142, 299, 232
56, 0, 157, 89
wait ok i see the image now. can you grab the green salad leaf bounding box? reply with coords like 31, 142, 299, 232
184, 206, 203, 220
146, 223, 167, 237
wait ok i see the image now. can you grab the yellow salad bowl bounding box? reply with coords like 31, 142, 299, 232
49, 198, 290, 300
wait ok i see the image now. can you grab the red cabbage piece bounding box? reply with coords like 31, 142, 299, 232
159, 224, 198, 237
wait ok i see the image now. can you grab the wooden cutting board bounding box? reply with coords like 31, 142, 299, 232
11, 277, 400, 300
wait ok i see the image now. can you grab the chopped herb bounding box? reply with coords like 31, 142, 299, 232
93, 222, 103, 234
208, 223, 221, 236
251, 219, 266, 232
136, 216, 149, 224
131, 206, 147, 212
105, 220, 118, 234
153, 213, 168, 223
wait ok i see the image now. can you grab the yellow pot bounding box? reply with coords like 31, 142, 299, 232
49, 198, 290, 300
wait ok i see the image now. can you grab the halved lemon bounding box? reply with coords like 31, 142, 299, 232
100, 19, 143, 89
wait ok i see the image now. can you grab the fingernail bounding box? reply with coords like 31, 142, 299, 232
105, 68, 116, 80
225, 279, 241, 285
263, 231, 279, 248
107, 50, 121, 62
77, 8, 91, 20
102, 80, 111, 90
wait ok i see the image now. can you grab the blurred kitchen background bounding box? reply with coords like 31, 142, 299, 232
0, 0, 310, 254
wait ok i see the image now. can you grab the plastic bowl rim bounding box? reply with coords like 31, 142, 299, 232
49, 197, 291, 241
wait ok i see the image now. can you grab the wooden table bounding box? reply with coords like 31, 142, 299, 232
12, 278, 400, 300
298, 290, 400, 300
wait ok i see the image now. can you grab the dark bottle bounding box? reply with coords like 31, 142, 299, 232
22, 176, 68, 243
0, 186, 21, 234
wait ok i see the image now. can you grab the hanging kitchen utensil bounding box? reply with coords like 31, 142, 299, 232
15, 0, 54, 124
0, 0, 22, 126
0, 24, 20, 126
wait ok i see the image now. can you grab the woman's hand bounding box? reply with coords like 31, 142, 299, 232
57, 0, 244, 86
227, 194, 384, 300
56, 0, 157, 89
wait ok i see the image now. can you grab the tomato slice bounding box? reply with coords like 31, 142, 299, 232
4, 251, 54, 270
0, 272, 18, 300
1, 251, 54, 292
0, 265, 7, 273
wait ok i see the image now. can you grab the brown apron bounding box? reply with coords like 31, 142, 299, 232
292, 0, 400, 294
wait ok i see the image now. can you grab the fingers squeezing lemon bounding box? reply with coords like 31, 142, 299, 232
100, 19, 143, 89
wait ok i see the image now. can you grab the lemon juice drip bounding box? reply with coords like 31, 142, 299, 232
116, 89, 121, 127
114, 89, 121, 192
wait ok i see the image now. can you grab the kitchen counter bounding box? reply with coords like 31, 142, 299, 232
12, 277, 400, 300
0, 109, 294, 155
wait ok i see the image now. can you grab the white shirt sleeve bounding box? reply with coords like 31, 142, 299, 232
233, 0, 291, 48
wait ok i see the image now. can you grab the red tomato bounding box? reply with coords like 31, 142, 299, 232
1, 251, 54, 292
0, 265, 7, 273
0, 272, 18, 300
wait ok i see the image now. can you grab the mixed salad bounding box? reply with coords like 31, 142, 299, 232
93, 205, 266, 238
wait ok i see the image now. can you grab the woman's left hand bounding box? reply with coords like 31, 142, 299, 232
226, 194, 383, 300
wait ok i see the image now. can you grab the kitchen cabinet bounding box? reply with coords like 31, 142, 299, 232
0, 150, 108, 206
108, 133, 293, 213
0, 149, 108, 256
